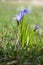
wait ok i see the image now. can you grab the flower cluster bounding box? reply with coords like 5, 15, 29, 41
12, 9, 40, 30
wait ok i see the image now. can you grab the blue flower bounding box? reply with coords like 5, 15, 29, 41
34, 25, 40, 31
35, 25, 40, 29
12, 9, 28, 22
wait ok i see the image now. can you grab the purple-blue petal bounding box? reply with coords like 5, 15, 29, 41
35, 25, 40, 29
19, 9, 28, 16
23, 9, 28, 14
16, 14, 21, 22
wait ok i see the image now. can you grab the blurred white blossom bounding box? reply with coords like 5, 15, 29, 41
28, 6, 32, 13
17, 6, 26, 12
